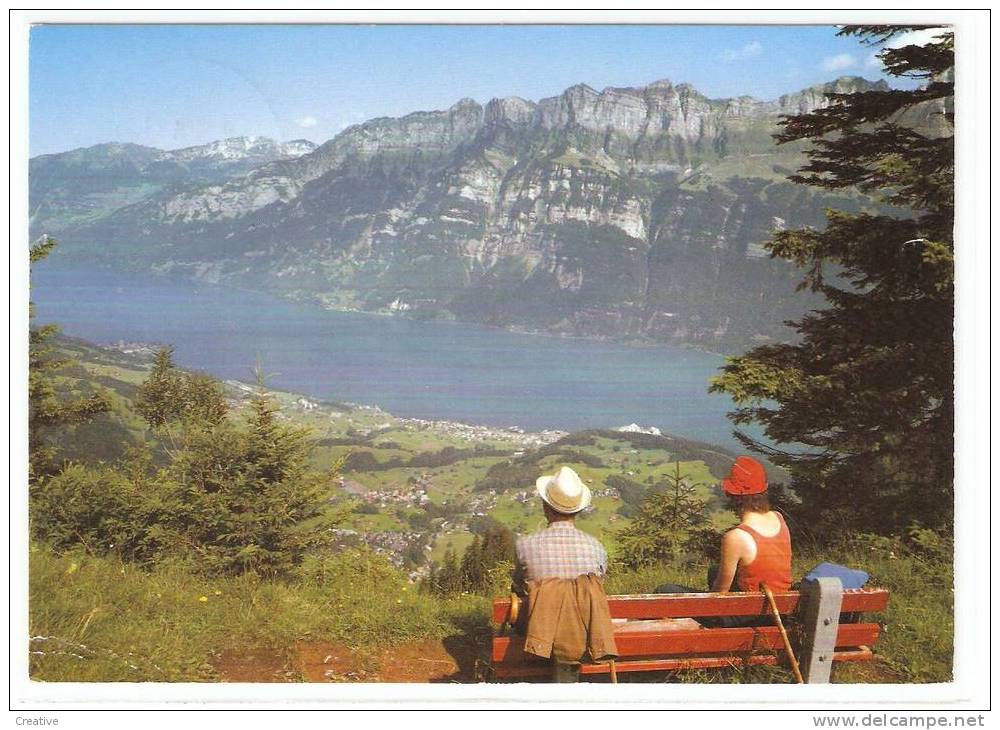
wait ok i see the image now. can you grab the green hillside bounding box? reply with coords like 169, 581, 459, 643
42, 335, 745, 574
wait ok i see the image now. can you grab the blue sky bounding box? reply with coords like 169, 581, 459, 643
29, 24, 908, 157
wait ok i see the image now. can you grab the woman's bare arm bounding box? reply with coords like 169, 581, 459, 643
712, 529, 748, 592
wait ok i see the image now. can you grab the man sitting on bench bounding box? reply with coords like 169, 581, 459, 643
511, 466, 616, 682
656, 456, 793, 627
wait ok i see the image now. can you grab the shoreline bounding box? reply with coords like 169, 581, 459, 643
220, 376, 735, 455
40, 256, 742, 358
222, 377, 571, 449
76, 332, 743, 454
37, 267, 747, 450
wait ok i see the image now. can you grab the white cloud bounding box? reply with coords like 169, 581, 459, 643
722, 40, 763, 62
295, 115, 318, 129
822, 53, 856, 72
885, 27, 949, 49
858, 28, 948, 72
858, 27, 950, 76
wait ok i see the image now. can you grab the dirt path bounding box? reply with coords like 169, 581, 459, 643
210, 639, 904, 684
212, 636, 485, 683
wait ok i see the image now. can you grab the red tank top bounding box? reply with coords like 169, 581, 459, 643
735, 512, 792, 592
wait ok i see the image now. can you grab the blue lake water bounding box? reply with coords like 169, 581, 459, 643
31, 265, 752, 450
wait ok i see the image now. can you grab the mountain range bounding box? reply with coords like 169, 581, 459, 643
32, 76, 898, 350
29, 136, 317, 234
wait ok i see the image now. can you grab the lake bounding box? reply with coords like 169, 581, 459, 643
30, 264, 754, 450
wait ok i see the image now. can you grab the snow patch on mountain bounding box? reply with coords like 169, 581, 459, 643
162, 136, 317, 163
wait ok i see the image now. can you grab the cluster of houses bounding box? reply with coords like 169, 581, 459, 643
466, 491, 498, 516
342, 477, 432, 508
236, 384, 661, 573
327, 527, 429, 570
397, 416, 566, 448
108, 339, 160, 357
511, 485, 619, 503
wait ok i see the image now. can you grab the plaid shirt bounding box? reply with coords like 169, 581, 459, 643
512, 521, 608, 595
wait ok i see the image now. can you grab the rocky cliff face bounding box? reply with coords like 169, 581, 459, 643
41, 77, 893, 350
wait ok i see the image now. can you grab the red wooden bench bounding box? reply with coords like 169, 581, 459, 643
490, 579, 889, 683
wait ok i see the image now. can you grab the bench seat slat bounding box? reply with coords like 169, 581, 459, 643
492, 623, 880, 663
492, 648, 874, 679
491, 589, 889, 624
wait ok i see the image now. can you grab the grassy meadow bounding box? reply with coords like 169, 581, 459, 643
29, 529, 951, 683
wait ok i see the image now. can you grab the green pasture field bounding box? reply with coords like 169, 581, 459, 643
430, 532, 477, 563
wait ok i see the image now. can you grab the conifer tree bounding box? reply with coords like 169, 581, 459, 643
135, 346, 227, 431
473, 523, 515, 593
135, 347, 185, 429
710, 26, 954, 533
480, 524, 515, 571
434, 547, 461, 594
244, 373, 304, 486
182, 372, 229, 426
616, 462, 711, 570
29, 237, 110, 478
459, 535, 484, 590
163, 366, 327, 575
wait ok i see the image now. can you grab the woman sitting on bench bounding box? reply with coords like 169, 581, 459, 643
656, 456, 792, 627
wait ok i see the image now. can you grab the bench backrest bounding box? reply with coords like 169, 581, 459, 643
492, 588, 889, 624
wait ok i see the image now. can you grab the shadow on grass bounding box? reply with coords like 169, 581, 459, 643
431, 609, 494, 683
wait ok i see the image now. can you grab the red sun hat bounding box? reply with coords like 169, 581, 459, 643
721, 456, 768, 496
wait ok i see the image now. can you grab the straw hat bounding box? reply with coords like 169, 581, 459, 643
536, 466, 592, 514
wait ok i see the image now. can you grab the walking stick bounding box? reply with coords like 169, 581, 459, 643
762, 584, 804, 684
